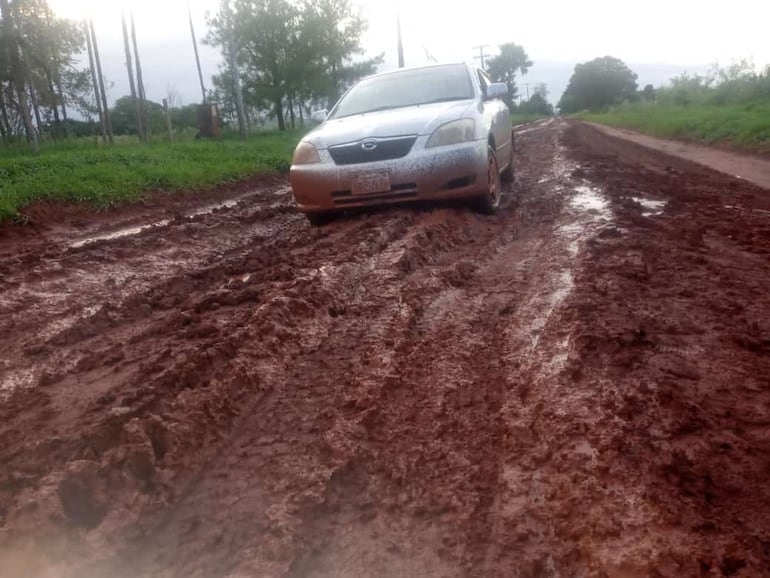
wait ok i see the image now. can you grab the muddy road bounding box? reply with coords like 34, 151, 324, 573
1, 119, 769, 577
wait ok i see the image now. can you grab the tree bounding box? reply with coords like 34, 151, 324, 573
642, 83, 655, 102
299, 0, 382, 107
558, 56, 638, 113
206, 0, 380, 131
207, 0, 296, 131
518, 93, 553, 116
0, 0, 89, 147
110, 95, 167, 136
486, 42, 532, 109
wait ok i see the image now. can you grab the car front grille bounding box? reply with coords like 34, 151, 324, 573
328, 136, 417, 165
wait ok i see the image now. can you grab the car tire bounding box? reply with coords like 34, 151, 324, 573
501, 132, 515, 183
473, 144, 502, 215
305, 212, 336, 227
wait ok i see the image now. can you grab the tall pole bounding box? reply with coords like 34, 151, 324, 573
225, 1, 246, 139
89, 19, 113, 143
162, 98, 173, 141
84, 20, 106, 142
56, 75, 71, 138
130, 14, 149, 138
121, 13, 144, 141
473, 45, 490, 69
188, 2, 207, 103
396, 10, 404, 68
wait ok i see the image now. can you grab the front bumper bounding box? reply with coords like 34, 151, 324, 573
290, 137, 488, 213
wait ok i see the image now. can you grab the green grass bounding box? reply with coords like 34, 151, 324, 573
0, 130, 302, 222
510, 113, 551, 126
577, 101, 770, 153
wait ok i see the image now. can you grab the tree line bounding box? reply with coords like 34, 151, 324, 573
0, 0, 380, 152
557, 55, 770, 113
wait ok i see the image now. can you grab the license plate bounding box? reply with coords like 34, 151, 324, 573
351, 171, 390, 194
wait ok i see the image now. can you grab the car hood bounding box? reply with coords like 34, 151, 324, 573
304, 100, 474, 149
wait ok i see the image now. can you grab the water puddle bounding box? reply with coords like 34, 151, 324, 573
556, 223, 584, 257
724, 205, 770, 216
632, 197, 667, 216
188, 198, 241, 217
70, 220, 172, 248
69, 198, 243, 248
571, 185, 610, 216
0, 367, 35, 393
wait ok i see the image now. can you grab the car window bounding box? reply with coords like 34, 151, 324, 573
329, 64, 474, 119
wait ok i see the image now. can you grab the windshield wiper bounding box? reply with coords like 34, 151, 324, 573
420, 96, 471, 105
334, 105, 407, 119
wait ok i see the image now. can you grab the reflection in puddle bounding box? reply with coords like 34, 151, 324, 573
0, 367, 35, 393
571, 185, 610, 215
69, 198, 242, 248
632, 197, 667, 216
724, 204, 770, 216
70, 220, 171, 248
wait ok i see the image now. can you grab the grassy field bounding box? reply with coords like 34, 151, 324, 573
511, 113, 551, 126
0, 130, 302, 222
578, 101, 770, 153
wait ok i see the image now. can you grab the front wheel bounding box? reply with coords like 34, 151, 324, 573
305, 212, 337, 227
472, 145, 502, 215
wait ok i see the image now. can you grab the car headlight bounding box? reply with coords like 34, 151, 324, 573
425, 119, 476, 148
292, 141, 321, 165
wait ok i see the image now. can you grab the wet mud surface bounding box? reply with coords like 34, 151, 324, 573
1, 119, 769, 577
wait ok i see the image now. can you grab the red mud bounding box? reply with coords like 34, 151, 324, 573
1, 119, 768, 577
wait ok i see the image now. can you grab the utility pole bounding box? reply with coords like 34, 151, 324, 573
225, 1, 246, 139
131, 14, 149, 138
55, 74, 71, 138
396, 10, 404, 68
89, 19, 113, 143
121, 14, 144, 141
187, 1, 207, 103
473, 45, 490, 69
84, 20, 106, 142
162, 98, 173, 141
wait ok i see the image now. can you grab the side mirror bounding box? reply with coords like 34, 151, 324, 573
310, 109, 328, 124
486, 83, 508, 100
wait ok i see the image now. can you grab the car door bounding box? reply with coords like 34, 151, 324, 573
477, 69, 512, 164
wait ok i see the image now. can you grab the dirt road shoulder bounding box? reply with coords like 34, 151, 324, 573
585, 121, 770, 191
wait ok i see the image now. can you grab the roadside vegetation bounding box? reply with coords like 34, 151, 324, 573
510, 112, 549, 125
562, 57, 770, 153
510, 82, 554, 125
0, 131, 299, 222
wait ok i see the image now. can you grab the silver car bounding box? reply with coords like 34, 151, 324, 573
290, 62, 514, 226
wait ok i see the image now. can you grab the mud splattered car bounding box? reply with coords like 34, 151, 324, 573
290, 62, 514, 225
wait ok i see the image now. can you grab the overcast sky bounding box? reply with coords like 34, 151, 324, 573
48, 0, 770, 107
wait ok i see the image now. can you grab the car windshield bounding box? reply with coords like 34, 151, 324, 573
329, 64, 474, 119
